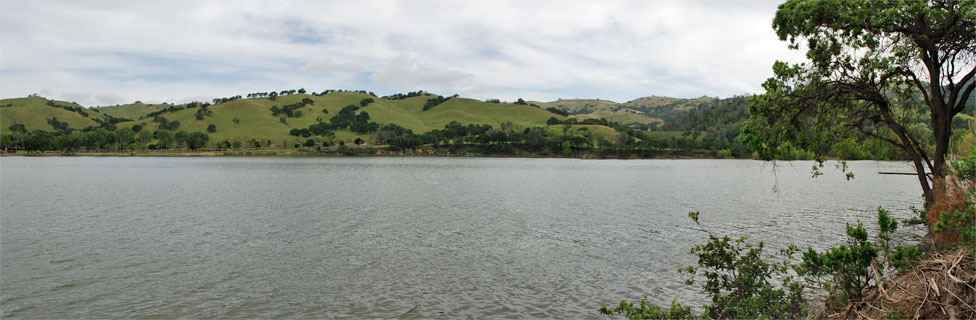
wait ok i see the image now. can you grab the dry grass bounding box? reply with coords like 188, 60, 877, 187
817, 247, 975, 320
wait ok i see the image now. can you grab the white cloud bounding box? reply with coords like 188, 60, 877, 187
371, 54, 475, 91
0, 0, 804, 106
301, 60, 335, 73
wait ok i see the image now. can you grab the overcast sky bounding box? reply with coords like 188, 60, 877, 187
0, 0, 804, 106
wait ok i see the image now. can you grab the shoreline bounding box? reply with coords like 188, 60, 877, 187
0, 149, 727, 160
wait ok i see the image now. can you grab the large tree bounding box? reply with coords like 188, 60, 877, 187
743, 0, 976, 204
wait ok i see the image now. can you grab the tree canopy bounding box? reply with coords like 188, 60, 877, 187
742, 0, 976, 203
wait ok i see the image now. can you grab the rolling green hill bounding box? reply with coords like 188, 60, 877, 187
95, 102, 168, 120
532, 98, 661, 127
4, 91, 958, 160
1, 96, 101, 135
533, 95, 725, 128
3, 92, 569, 145
0, 92, 744, 146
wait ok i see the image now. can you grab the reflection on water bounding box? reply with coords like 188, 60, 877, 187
1, 157, 922, 318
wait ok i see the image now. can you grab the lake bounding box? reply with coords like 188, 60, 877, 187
0, 157, 924, 318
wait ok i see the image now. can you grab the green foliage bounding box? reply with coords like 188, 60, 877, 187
888, 245, 921, 272
874, 207, 921, 272
599, 296, 694, 320
800, 221, 876, 304
153, 116, 180, 131
545, 107, 569, 117
184, 131, 209, 150
604, 208, 928, 320
933, 200, 976, 250
269, 98, 312, 117
799, 207, 925, 308
683, 213, 806, 319
953, 154, 976, 182
746, 0, 976, 202
831, 137, 869, 160
774, 141, 816, 160
8, 123, 26, 133
715, 149, 733, 159
604, 211, 806, 320
382, 90, 426, 100
422, 94, 457, 111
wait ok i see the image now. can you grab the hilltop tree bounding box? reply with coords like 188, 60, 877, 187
742, 0, 976, 204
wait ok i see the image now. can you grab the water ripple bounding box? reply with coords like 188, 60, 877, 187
1, 158, 923, 318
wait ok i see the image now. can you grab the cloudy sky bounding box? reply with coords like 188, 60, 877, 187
1, 0, 804, 106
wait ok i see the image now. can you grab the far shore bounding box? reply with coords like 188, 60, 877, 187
0, 149, 728, 160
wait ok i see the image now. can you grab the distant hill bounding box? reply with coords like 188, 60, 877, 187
1, 92, 754, 141
623, 96, 719, 117
531, 98, 661, 127
95, 102, 168, 119
0, 91, 766, 155
0, 96, 101, 134
2, 92, 569, 144
3, 89, 966, 160
533, 95, 727, 129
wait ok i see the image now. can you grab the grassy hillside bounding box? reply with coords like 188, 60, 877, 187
0, 96, 101, 135
95, 102, 168, 119
545, 124, 622, 143
404, 97, 562, 130
623, 96, 719, 118
1, 92, 747, 150
536, 96, 726, 128
536, 99, 619, 113
96, 92, 568, 144
534, 99, 662, 126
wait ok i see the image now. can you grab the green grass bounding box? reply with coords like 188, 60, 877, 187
3, 93, 624, 146
545, 124, 622, 142
534, 99, 620, 113
95, 102, 168, 119
103, 92, 568, 145
1, 97, 100, 135
534, 98, 662, 126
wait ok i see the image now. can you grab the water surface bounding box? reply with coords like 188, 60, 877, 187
0, 157, 923, 318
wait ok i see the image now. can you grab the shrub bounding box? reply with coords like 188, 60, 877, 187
682, 212, 806, 319
800, 221, 877, 306
927, 154, 976, 246
599, 296, 693, 319
716, 149, 732, 159
602, 212, 807, 319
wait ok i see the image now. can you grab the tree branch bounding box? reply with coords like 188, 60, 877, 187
905, 69, 932, 107
950, 66, 976, 115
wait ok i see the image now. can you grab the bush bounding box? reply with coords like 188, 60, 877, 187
798, 207, 925, 310
602, 212, 807, 319
927, 154, 976, 247
599, 297, 693, 319
682, 212, 806, 319
716, 149, 732, 159
602, 208, 925, 319
800, 220, 877, 306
